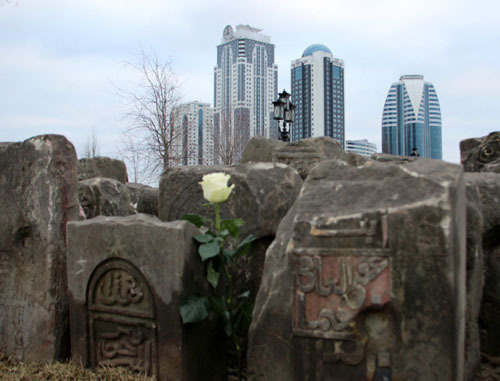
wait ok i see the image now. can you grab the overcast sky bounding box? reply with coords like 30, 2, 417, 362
1, 0, 499, 164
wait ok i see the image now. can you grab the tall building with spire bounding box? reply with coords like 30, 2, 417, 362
213, 25, 278, 163
290, 44, 345, 146
381, 75, 442, 159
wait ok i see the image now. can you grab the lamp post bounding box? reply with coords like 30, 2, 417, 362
273, 89, 295, 142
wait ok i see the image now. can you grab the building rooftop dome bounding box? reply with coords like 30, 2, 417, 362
302, 44, 332, 57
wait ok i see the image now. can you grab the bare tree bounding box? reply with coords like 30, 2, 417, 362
117, 49, 183, 183
82, 127, 100, 158
212, 107, 248, 165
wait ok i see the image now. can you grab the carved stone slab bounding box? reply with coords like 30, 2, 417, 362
88, 259, 157, 374
247, 158, 466, 381
67, 214, 225, 381
293, 254, 390, 340
273, 146, 321, 179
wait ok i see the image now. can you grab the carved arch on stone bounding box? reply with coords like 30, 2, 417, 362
86, 257, 158, 376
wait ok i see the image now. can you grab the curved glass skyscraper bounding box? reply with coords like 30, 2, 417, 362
381, 75, 442, 159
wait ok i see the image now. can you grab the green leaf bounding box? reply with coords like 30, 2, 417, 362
199, 240, 220, 261
237, 290, 250, 299
221, 218, 245, 239
194, 233, 214, 243
223, 311, 233, 337
219, 229, 230, 239
207, 261, 219, 288
233, 234, 255, 259
208, 293, 226, 315
223, 248, 236, 262
237, 300, 254, 330
182, 214, 210, 228
180, 295, 209, 324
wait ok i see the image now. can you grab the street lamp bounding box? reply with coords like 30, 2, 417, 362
273, 89, 295, 142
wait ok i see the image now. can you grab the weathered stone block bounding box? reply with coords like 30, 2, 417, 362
460, 131, 500, 173
240, 136, 287, 163
126, 182, 152, 205
159, 162, 302, 240
272, 136, 347, 179
159, 163, 303, 300
78, 156, 129, 183
240, 136, 346, 179
465, 173, 500, 358
0, 134, 80, 362
137, 187, 159, 216
67, 215, 224, 380
248, 158, 466, 381
79, 177, 136, 219
463, 175, 485, 381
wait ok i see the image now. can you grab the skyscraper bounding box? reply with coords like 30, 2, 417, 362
381, 75, 442, 159
173, 101, 214, 166
213, 25, 278, 163
290, 44, 345, 146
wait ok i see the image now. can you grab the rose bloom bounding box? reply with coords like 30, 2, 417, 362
199, 172, 235, 203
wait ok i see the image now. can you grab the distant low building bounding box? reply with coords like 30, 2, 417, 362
346, 139, 377, 157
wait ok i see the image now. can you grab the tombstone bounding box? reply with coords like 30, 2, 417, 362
137, 186, 159, 216
240, 136, 346, 180
240, 136, 287, 163
159, 162, 303, 299
159, 162, 302, 240
66, 214, 224, 381
465, 173, 500, 360
248, 158, 466, 380
78, 177, 136, 219
78, 156, 129, 183
463, 176, 485, 381
0, 134, 80, 362
460, 131, 500, 173
272, 137, 347, 179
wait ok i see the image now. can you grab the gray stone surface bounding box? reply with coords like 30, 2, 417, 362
464, 176, 485, 381
137, 186, 159, 216
79, 177, 136, 219
240, 136, 286, 163
272, 136, 347, 179
248, 158, 466, 381
67, 215, 224, 381
159, 163, 303, 302
78, 156, 129, 183
465, 173, 500, 358
159, 162, 303, 240
126, 182, 152, 205
0, 142, 14, 152
461, 131, 500, 173
0, 134, 80, 362
370, 152, 418, 164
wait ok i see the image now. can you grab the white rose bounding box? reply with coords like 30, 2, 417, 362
199, 172, 235, 203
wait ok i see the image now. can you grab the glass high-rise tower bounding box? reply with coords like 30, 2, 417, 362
381, 75, 442, 159
290, 44, 345, 146
213, 25, 278, 163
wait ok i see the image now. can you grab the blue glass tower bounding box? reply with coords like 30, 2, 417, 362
290, 44, 345, 146
381, 75, 442, 159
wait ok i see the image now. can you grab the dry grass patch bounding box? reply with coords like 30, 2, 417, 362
0, 353, 155, 381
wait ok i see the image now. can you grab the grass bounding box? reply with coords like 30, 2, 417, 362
0, 353, 155, 381
2, 351, 499, 380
